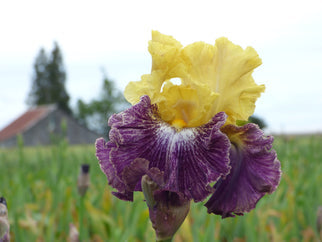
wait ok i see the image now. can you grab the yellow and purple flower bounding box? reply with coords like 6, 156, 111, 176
96, 31, 281, 219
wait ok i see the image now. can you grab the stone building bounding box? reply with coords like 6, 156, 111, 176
0, 105, 100, 147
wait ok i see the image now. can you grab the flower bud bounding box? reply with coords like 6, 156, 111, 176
77, 164, 90, 197
141, 175, 190, 241
317, 206, 322, 240
0, 197, 10, 242
68, 223, 79, 242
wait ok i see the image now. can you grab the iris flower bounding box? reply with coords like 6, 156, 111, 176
96, 31, 281, 220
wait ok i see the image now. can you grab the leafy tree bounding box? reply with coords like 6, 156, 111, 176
27, 42, 71, 114
249, 115, 267, 129
237, 115, 267, 129
76, 70, 129, 136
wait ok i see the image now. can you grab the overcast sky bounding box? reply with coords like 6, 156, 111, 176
1, 0, 322, 134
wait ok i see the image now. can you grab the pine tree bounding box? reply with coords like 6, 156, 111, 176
27, 48, 48, 106
27, 42, 71, 114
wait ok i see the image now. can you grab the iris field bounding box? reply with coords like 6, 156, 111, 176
0, 135, 321, 241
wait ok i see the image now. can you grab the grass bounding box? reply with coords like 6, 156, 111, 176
0, 135, 321, 241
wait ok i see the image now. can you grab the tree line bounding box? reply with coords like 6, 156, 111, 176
27, 43, 128, 136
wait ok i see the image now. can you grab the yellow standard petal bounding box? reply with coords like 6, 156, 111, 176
124, 31, 265, 129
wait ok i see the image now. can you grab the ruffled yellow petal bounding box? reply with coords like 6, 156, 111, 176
124, 72, 163, 105
181, 38, 264, 124
149, 30, 183, 72
124, 31, 185, 105
124, 31, 265, 128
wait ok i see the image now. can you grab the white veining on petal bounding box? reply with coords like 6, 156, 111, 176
156, 124, 198, 154
98, 96, 231, 202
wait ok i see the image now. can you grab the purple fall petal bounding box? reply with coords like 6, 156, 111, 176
96, 138, 131, 200
96, 95, 231, 202
205, 123, 281, 218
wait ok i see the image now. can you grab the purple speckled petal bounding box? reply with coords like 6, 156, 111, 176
96, 95, 231, 202
205, 123, 281, 218
96, 138, 131, 199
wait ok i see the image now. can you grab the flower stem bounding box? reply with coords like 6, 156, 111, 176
79, 195, 85, 240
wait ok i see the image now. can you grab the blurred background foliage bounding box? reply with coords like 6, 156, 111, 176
0, 135, 321, 241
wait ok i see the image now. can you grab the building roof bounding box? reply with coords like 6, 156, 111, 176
0, 105, 56, 142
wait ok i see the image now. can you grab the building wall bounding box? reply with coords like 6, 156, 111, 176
0, 109, 101, 147
0, 136, 17, 147
56, 109, 100, 145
